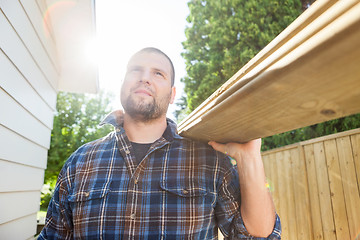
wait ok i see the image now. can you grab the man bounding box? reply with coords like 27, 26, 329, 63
39, 47, 281, 239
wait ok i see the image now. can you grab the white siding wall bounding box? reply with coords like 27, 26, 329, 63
0, 0, 59, 238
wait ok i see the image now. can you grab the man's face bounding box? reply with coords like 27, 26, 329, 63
120, 51, 176, 122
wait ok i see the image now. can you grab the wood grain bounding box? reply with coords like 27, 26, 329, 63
178, 2, 360, 143
336, 137, 360, 239
313, 142, 336, 240
324, 139, 351, 240
304, 144, 324, 239
261, 129, 360, 239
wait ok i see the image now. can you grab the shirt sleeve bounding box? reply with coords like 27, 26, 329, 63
38, 163, 74, 239
215, 163, 281, 239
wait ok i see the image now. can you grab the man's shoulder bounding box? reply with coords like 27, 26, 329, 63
66, 131, 115, 164
172, 137, 236, 179
173, 136, 229, 162
175, 136, 218, 151
58, 131, 116, 180
80, 131, 114, 150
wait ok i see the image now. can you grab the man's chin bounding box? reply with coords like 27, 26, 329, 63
122, 95, 168, 122
125, 104, 157, 122
131, 96, 154, 106
128, 111, 159, 123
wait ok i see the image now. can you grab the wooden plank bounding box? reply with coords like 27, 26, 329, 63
313, 142, 336, 240
275, 151, 289, 239
350, 134, 360, 195
0, 191, 40, 224
178, 2, 360, 143
0, 0, 59, 89
0, 10, 57, 109
291, 147, 313, 240
283, 150, 298, 239
0, 124, 48, 169
19, 0, 60, 73
324, 139, 351, 240
304, 144, 324, 239
0, 50, 54, 129
0, 159, 44, 192
0, 213, 37, 240
0, 89, 51, 149
178, 0, 337, 135
336, 136, 360, 239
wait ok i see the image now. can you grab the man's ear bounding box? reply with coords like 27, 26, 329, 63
170, 86, 176, 104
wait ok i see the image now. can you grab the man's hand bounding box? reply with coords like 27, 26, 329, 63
208, 139, 276, 238
208, 138, 262, 162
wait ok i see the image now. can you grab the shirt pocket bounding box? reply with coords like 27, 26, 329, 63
159, 178, 216, 237
67, 186, 111, 238
67, 187, 110, 202
159, 179, 208, 198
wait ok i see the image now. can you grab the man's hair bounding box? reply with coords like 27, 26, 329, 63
136, 47, 175, 86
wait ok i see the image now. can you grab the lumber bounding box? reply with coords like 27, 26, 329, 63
324, 139, 351, 240
178, 1, 360, 143
304, 144, 323, 239
336, 136, 360, 239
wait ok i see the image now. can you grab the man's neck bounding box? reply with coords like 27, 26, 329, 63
123, 114, 168, 144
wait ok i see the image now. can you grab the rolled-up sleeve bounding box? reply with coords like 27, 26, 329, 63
215, 164, 281, 239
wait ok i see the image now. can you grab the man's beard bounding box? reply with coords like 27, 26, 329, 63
122, 89, 171, 122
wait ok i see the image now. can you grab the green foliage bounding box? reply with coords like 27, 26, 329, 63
40, 184, 54, 211
178, 0, 359, 150
44, 91, 114, 186
179, 0, 303, 115
262, 113, 360, 151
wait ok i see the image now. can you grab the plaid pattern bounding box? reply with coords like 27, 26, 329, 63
39, 111, 281, 239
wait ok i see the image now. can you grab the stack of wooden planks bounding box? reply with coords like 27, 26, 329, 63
178, 0, 360, 143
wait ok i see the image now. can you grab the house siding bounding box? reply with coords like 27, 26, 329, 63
0, 0, 58, 238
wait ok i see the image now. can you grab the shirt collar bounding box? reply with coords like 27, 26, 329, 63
100, 110, 184, 141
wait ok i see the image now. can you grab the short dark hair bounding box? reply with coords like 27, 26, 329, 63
136, 47, 175, 86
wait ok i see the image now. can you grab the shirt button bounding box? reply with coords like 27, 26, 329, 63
130, 213, 136, 220
182, 189, 189, 195
134, 179, 138, 184
84, 192, 89, 197
125, 149, 130, 154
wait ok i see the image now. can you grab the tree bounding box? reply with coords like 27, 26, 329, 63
45, 91, 114, 184
179, 0, 303, 115
178, 0, 360, 150
41, 91, 113, 209
262, 113, 360, 151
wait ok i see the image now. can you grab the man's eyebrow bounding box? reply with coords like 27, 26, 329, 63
153, 67, 169, 76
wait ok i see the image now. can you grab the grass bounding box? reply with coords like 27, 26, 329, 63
37, 211, 47, 223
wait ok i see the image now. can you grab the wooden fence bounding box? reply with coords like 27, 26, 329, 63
262, 128, 360, 239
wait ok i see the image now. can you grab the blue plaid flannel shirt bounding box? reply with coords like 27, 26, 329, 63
39, 111, 281, 239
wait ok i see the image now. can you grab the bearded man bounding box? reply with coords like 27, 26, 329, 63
39, 47, 281, 239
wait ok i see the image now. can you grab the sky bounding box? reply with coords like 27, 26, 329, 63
95, 0, 190, 120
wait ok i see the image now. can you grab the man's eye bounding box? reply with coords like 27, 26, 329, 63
155, 71, 165, 77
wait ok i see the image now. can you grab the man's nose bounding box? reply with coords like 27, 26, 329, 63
140, 70, 151, 84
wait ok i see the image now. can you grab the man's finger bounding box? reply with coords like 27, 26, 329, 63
208, 141, 226, 154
